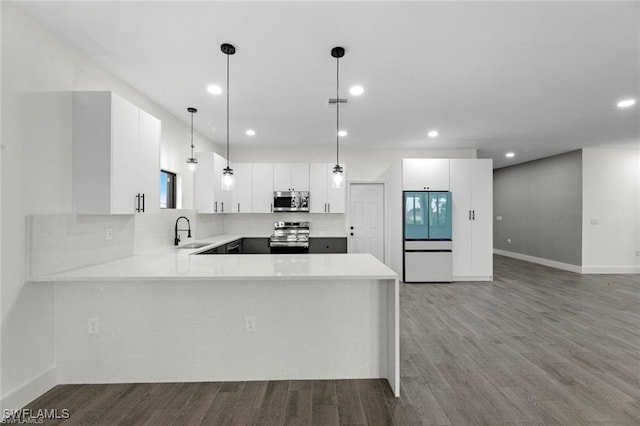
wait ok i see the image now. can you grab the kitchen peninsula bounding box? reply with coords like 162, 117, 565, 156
33, 247, 400, 397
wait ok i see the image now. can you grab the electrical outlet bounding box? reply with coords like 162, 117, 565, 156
244, 315, 256, 332
590, 218, 598, 225
507, 238, 512, 245
496, 216, 503, 221
88, 318, 99, 334
105, 228, 113, 241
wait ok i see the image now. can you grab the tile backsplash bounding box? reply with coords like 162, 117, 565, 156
27, 211, 342, 279
27, 214, 135, 279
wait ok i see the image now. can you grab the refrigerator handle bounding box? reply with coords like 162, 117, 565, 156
472, 210, 475, 220
468, 210, 472, 220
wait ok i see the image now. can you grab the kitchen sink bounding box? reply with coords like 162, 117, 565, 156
174, 242, 211, 249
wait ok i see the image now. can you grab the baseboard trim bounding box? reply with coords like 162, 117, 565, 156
1, 367, 57, 414
452, 276, 493, 282
493, 249, 583, 273
581, 266, 640, 274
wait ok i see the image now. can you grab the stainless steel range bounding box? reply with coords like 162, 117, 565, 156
269, 221, 310, 254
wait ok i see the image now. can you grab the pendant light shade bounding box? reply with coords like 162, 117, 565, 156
331, 46, 345, 189
221, 43, 236, 191
186, 107, 198, 171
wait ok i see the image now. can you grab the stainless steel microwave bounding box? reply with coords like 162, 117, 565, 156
273, 191, 309, 212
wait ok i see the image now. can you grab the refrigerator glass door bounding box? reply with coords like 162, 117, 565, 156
404, 192, 428, 239
427, 192, 452, 240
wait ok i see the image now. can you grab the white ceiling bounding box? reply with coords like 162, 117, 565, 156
16, 1, 640, 168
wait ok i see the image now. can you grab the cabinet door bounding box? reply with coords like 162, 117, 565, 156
402, 159, 427, 190
252, 163, 274, 213
110, 93, 140, 214
213, 153, 232, 213
470, 159, 493, 277
290, 163, 310, 191
194, 152, 215, 213
450, 159, 473, 277
425, 159, 450, 191
309, 163, 329, 213
231, 163, 253, 213
327, 164, 346, 213
137, 109, 161, 214
273, 163, 292, 191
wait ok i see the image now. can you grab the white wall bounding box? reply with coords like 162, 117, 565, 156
582, 148, 640, 273
0, 3, 218, 410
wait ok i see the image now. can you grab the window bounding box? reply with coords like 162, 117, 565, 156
160, 170, 176, 209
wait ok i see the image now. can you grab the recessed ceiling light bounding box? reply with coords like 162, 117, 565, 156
207, 84, 222, 95
505, 152, 515, 158
338, 130, 348, 137
617, 98, 637, 108
245, 129, 256, 136
427, 130, 438, 138
349, 85, 364, 96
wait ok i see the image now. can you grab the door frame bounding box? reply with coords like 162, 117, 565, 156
347, 180, 388, 264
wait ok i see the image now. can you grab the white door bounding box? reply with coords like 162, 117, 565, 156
349, 183, 384, 262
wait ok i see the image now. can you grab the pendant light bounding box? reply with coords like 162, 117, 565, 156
186, 107, 198, 171
221, 43, 236, 191
331, 46, 345, 189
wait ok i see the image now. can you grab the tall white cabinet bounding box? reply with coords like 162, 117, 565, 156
449, 159, 493, 281
72, 91, 161, 214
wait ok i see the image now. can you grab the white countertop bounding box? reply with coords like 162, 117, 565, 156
32, 235, 396, 282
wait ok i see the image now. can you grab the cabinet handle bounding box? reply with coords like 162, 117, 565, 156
350, 232, 354, 236
238, 203, 240, 213
221, 202, 224, 212
472, 210, 475, 220
214, 201, 218, 213
135, 194, 139, 212
270, 203, 273, 212
468, 210, 472, 220
141, 193, 145, 213
328, 203, 330, 213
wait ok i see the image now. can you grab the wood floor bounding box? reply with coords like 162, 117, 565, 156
20, 255, 640, 425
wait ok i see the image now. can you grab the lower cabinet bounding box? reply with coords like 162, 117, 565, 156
241, 238, 271, 254
308, 238, 347, 254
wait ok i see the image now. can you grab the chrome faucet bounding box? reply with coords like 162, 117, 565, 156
174, 216, 192, 246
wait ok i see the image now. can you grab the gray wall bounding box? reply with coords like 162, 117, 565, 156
493, 150, 582, 266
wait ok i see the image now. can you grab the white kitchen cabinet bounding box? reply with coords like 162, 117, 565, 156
273, 163, 309, 191
194, 152, 232, 213
231, 163, 252, 213
449, 159, 493, 281
402, 158, 450, 190
72, 91, 161, 214
252, 163, 274, 213
309, 163, 346, 213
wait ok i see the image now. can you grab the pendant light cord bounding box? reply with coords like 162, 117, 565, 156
226, 52, 230, 169
336, 55, 340, 166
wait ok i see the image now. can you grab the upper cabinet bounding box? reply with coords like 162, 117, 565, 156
402, 159, 450, 191
194, 152, 232, 213
309, 163, 346, 213
251, 163, 274, 213
231, 163, 253, 213
273, 163, 310, 191
72, 91, 161, 214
